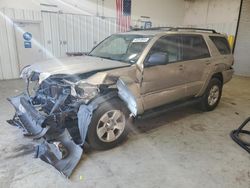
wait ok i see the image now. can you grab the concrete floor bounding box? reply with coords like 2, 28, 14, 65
0, 76, 250, 188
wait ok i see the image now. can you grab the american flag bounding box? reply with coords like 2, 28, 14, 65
116, 0, 131, 32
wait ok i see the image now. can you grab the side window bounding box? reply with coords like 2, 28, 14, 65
147, 35, 181, 65
209, 36, 231, 55
182, 35, 210, 61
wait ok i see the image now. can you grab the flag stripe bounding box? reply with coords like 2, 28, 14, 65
116, 0, 131, 32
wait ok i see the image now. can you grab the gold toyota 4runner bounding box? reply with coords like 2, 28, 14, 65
8, 27, 234, 177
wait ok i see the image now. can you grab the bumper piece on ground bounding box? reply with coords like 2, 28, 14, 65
7, 94, 48, 138
35, 130, 83, 178
7, 93, 117, 177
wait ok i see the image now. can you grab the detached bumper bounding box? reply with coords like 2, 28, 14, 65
7, 94, 48, 138
7, 94, 83, 178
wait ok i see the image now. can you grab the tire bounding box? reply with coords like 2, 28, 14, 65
200, 78, 222, 111
86, 98, 130, 150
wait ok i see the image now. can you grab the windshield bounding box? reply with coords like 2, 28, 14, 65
89, 34, 152, 64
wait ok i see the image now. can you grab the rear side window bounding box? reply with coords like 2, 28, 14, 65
182, 35, 210, 61
209, 36, 231, 55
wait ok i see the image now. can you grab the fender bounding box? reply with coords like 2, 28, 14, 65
117, 76, 144, 116
196, 63, 227, 97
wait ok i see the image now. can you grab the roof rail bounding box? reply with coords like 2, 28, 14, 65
130, 27, 218, 34
130, 27, 173, 31
169, 27, 218, 34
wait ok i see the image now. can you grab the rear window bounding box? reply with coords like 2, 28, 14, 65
209, 36, 231, 55
182, 35, 211, 61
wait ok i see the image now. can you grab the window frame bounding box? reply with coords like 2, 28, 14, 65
209, 36, 231, 55
144, 34, 183, 66
144, 34, 212, 67
180, 34, 211, 62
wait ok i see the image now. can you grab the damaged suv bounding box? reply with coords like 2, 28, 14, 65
8, 27, 234, 177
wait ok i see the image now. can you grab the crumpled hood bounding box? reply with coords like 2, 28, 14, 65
28, 56, 129, 75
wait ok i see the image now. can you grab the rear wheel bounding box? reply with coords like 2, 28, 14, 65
87, 98, 130, 150
201, 78, 222, 111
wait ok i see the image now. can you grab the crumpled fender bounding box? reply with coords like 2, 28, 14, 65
117, 76, 144, 116
77, 91, 118, 144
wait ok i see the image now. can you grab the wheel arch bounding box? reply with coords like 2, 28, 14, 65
197, 71, 224, 97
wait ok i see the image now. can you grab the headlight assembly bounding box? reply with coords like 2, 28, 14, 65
74, 83, 100, 101
20, 65, 32, 80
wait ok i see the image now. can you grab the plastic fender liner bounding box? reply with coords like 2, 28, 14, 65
7, 94, 48, 138
77, 91, 118, 144
230, 117, 250, 154
35, 129, 83, 178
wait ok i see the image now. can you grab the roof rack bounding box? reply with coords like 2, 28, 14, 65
169, 27, 218, 34
130, 27, 173, 31
130, 27, 218, 34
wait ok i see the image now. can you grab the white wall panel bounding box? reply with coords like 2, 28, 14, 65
58, 14, 68, 57
66, 14, 75, 53
0, 8, 118, 79
234, 0, 250, 76
50, 13, 60, 57
73, 15, 82, 52
0, 8, 13, 79
42, 12, 53, 59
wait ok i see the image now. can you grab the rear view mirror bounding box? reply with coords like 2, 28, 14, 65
145, 52, 168, 67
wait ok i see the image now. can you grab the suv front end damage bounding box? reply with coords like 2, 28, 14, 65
7, 71, 114, 177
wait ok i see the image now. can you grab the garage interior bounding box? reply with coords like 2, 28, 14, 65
0, 0, 250, 187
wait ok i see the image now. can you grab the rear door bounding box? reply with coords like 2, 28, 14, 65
180, 34, 211, 96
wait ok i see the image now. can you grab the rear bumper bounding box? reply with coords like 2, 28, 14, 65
7, 93, 83, 177
222, 68, 234, 84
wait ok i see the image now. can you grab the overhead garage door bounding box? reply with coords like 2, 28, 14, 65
234, 0, 250, 76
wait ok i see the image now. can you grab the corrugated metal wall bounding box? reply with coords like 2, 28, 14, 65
234, 0, 250, 76
0, 8, 117, 80
0, 7, 241, 80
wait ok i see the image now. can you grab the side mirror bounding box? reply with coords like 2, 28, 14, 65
145, 52, 168, 67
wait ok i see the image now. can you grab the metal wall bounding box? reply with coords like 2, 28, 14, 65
0, 8, 117, 80
234, 0, 250, 76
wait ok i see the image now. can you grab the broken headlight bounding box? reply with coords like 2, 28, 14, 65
71, 83, 99, 101
20, 65, 32, 80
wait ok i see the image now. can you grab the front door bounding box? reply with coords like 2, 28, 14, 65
141, 35, 187, 110
14, 22, 43, 71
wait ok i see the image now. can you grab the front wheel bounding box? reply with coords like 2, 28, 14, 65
86, 98, 130, 150
200, 78, 222, 111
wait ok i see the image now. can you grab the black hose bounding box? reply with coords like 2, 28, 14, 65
230, 117, 250, 154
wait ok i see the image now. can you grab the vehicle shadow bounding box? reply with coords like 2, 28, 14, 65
132, 105, 202, 133
84, 105, 203, 153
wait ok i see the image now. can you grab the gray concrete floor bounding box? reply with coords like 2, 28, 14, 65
0, 76, 250, 188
